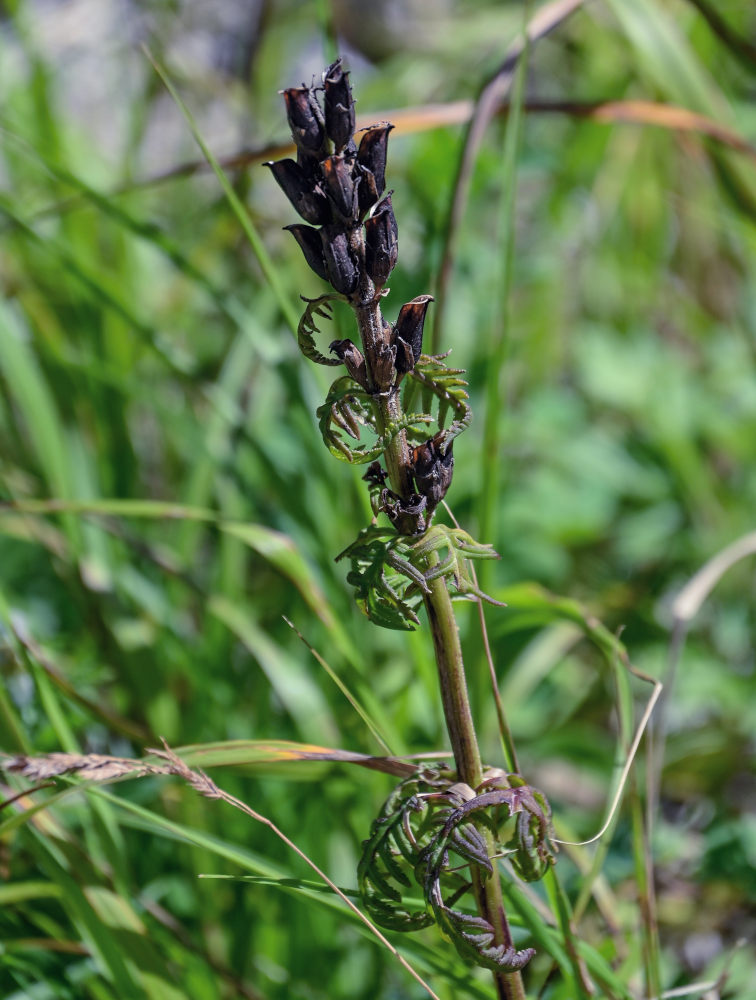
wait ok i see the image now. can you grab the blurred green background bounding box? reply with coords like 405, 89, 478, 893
1, 0, 755, 997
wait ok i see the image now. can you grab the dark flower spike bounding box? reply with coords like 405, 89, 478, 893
364, 193, 398, 288
265, 159, 330, 226
283, 86, 326, 156
285, 224, 329, 282
329, 338, 369, 390
323, 58, 356, 151
321, 226, 358, 294
357, 124, 393, 199
393, 295, 434, 374
321, 155, 358, 222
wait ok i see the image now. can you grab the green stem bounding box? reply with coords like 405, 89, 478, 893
351, 278, 527, 1000
351, 295, 418, 531
424, 551, 526, 1000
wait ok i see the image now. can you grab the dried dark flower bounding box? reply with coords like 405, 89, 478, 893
265, 159, 330, 225
321, 155, 358, 222
323, 58, 356, 151
321, 226, 359, 294
363, 461, 389, 487
329, 338, 369, 390
357, 124, 393, 211
412, 432, 454, 510
364, 194, 398, 287
393, 295, 433, 374
283, 86, 327, 156
285, 223, 329, 282
381, 488, 427, 529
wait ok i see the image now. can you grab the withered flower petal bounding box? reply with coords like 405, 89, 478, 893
285, 224, 328, 282
393, 294, 434, 370
329, 338, 369, 389
283, 86, 326, 155
321, 155, 357, 221
321, 226, 358, 295
357, 124, 393, 199
364, 194, 398, 288
323, 59, 356, 151
265, 159, 330, 225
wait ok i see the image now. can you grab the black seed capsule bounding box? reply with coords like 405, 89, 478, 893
321, 226, 358, 294
357, 124, 393, 204
364, 194, 398, 287
321, 155, 357, 222
393, 295, 433, 373
323, 59, 356, 151
283, 86, 326, 156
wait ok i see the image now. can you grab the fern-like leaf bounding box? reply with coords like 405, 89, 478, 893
409, 525, 504, 606
417, 779, 555, 972
336, 527, 425, 630
317, 377, 433, 465
408, 354, 472, 446
297, 293, 348, 366
358, 771, 454, 931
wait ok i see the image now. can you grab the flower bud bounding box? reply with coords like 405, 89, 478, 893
321, 155, 357, 222
284, 224, 328, 282
283, 86, 326, 156
265, 159, 330, 225
364, 194, 398, 287
323, 59, 355, 151
329, 338, 369, 389
320, 226, 358, 294
412, 433, 454, 511
357, 124, 392, 211
392, 295, 433, 373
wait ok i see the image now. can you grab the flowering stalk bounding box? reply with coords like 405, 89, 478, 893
268, 60, 554, 999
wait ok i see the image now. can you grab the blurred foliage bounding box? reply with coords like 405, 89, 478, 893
0, 0, 755, 997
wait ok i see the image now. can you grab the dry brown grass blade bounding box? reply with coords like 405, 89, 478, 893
3, 752, 167, 782
108, 97, 756, 188
150, 744, 442, 1000
30, 94, 756, 230
1, 745, 442, 1000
